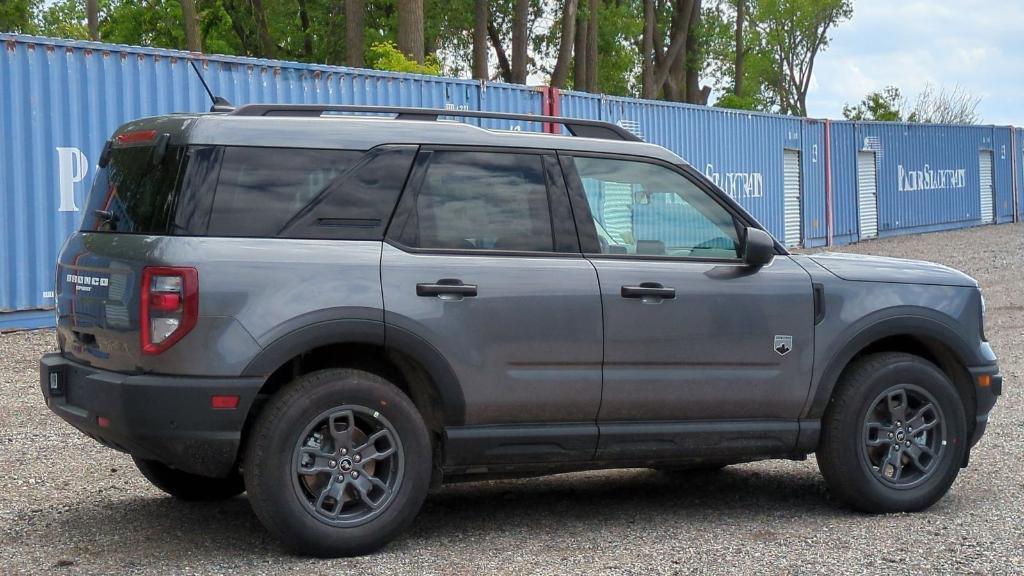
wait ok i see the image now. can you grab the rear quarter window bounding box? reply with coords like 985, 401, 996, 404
206, 147, 364, 237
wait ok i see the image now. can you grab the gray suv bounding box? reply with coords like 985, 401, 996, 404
40, 105, 1002, 557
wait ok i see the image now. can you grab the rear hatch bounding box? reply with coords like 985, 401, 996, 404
57, 120, 194, 371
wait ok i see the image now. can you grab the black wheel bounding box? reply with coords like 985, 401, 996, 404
132, 457, 245, 501
244, 368, 431, 557
818, 352, 967, 513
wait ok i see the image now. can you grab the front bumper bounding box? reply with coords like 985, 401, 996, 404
967, 364, 1002, 448
40, 353, 263, 478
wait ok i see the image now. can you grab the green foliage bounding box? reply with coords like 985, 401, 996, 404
37, 0, 89, 39
1, 0, 39, 34
595, 0, 643, 96
843, 86, 906, 122
366, 40, 441, 75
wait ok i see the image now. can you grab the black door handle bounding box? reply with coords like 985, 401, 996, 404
416, 279, 478, 298
621, 282, 675, 299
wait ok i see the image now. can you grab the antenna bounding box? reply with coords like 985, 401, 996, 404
189, 60, 234, 112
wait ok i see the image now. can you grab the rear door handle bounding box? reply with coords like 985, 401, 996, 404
621, 282, 676, 299
416, 279, 478, 298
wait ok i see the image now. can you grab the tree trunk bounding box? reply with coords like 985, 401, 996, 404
733, 0, 745, 97
346, 0, 365, 67
86, 0, 99, 40
573, 7, 588, 89
651, 0, 694, 99
397, 0, 425, 64
250, 0, 277, 58
298, 0, 313, 57
584, 0, 598, 92
180, 0, 201, 51
641, 0, 655, 98
472, 0, 489, 79
549, 0, 577, 88
684, 0, 703, 104
487, 21, 513, 82
510, 0, 529, 83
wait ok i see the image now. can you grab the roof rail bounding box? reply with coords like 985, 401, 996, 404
228, 104, 643, 142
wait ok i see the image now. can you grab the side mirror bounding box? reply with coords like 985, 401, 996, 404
742, 227, 775, 267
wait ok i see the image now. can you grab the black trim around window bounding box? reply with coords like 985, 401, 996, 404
556, 150, 788, 261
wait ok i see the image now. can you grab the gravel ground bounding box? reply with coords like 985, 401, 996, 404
1, 223, 1022, 575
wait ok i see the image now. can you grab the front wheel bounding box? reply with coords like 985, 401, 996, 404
244, 368, 432, 557
817, 352, 967, 513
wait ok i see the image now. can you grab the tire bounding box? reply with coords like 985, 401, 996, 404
817, 352, 967, 513
133, 457, 245, 501
243, 368, 432, 557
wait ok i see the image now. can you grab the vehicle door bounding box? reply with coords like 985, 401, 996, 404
381, 148, 603, 464
560, 153, 814, 459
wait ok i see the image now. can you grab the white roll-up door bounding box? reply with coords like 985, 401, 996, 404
783, 150, 802, 247
979, 151, 994, 223
857, 151, 878, 240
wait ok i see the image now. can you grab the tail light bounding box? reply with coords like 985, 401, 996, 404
141, 267, 198, 355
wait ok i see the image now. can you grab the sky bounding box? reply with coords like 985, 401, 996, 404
806, 0, 1023, 125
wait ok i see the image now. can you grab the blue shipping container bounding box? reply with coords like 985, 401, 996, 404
0, 34, 543, 323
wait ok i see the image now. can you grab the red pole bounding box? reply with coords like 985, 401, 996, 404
548, 87, 561, 134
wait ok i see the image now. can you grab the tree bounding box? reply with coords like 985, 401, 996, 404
471, 0, 488, 79
909, 84, 982, 125
733, 0, 745, 96
842, 86, 906, 122
347, 0, 365, 67
86, 0, 98, 39
180, 0, 201, 51
398, 0, 425, 64
548, 0, 577, 88
755, 0, 852, 116
0, 0, 39, 33
510, 0, 529, 83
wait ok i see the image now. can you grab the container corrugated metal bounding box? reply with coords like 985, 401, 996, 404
0, 33, 543, 316
829, 122, 1015, 240
557, 90, 815, 245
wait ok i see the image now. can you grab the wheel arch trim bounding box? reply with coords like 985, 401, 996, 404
804, 308, 981, 420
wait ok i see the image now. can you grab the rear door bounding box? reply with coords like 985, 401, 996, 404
381, 148, 603, 464
560, 153, 814, 459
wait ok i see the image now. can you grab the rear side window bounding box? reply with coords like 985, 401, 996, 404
82, 145, 187, 234
207, 147, 363, 237
399, 151, 555, 252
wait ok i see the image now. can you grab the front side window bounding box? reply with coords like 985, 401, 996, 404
401, 151, 555, 252
572, 156, 740, 259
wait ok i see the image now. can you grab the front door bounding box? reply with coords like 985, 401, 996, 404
561, 153, 814, 459
382, 149, 603, 464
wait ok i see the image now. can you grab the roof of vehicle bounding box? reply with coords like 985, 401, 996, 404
116, 112, 688, 165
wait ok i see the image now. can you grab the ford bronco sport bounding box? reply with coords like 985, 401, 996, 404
40, 105, 1002, 557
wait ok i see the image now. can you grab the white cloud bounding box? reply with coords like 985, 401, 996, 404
806, 0, 1024, 124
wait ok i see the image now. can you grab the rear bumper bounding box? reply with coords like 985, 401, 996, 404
40, 353, 262, 478
968, 364, 1002, 448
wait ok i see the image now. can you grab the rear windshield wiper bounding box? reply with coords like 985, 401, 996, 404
93, 209, 119, 229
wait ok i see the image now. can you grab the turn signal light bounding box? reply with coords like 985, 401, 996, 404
141, 267, 198, 355
978, 374, 992, 388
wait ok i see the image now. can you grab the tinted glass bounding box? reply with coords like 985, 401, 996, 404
81, 145, 187, 234
402, 151, 554, 252
280, 145, 417, 240
572, 156, 740, 258
207, 147, 362, 237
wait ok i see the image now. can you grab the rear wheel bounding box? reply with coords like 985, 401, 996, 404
244, 368, 431, 557
133, 457, 245, 501
818, 352, 967, 513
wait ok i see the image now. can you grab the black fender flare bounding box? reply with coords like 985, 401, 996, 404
804, 307, 982, 420
242, 315, 466, 427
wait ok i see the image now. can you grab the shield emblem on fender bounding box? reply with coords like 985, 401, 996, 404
774, 335, 793, 356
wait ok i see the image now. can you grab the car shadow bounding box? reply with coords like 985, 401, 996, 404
42, 464, 838, 560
